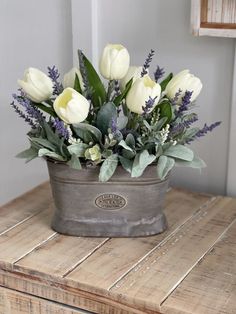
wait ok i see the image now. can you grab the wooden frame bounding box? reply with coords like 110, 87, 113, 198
191, 0, 236, 37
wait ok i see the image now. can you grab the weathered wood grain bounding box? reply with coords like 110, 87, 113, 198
66, 189, 212, 289
111, 197, 236, 313
0, 285, 88, 314
0, 182, 51, 235
161, 219, 236, 314
0, 207, 56, 265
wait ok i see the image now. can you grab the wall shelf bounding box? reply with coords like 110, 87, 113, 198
191, 0, 236, 38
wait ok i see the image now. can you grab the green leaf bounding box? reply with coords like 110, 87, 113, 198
175, 155, 206, 168
96, 102, 117, 135
122, 149, 136, 159
157, 101, 172, 124
164, 144, 194, 161
33, 103, 56, 117
67, 143, 88, 157
117, 115, 128, 130
152, 117, 168, 132
38, 148, 65, 161
125, 133, 135, 148
160, 73, 173, 91
16, 146, 38, 162
157, 155, 175, 180
73, 123, 102, 143
79, 50, 106, 107
99, 154, 118, 182
43, 122, 62, 147
30, 137, 56, 151
113, 78, 133, 106
74, 73, 82, 94
67, 154, 82, 170
119, 156, 133, 174
131, 150, 156, 178
118, 140, 134, 152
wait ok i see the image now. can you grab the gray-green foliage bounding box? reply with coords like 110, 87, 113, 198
99, 154, 118, 182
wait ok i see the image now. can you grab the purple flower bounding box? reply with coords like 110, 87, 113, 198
141, 49, 155, 77
53, 118, 69, 139
142, 96, 157, 115
10, 101, 36, 128
187, 121, 221, 143
47, 66, 63, 95
171, 89, 182, 105
154, 65, 165, 82
175, 90, 193, 116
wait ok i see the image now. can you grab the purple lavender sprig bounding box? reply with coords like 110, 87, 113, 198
142, 96, 157, 115
154, 65, 165, 82
53, 118, 69, 140
47, 66, 63, 95
141, 49, 155, 77
187, 121, 221, 143
12, 90, 45, 124
175, 90, 193, 116
171, 89, 182, 106
10, 101, 36, 128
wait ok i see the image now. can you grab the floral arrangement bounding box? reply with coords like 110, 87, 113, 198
11, 44, 220, 181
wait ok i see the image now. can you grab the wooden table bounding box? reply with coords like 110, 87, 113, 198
0, 183, 235, 314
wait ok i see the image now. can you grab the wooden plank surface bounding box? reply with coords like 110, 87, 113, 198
161, 219, 236, 314
110, 197, 236, 313
0, 286, 88, 314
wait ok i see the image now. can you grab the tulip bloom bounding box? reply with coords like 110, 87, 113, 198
99, 44, 130, 80
120, 66, 146, 91
53, 88, 90, 124
63, 67, 84, 90
126, 76, 161, 114
165, 69, 202, 104
18, 68, 53, 103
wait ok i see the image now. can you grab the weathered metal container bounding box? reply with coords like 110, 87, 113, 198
47, 160, 169, 237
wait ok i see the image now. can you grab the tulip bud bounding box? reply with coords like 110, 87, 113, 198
53, 87, 90, 124
85, 144, 102, 163
126, 76, 161, 114
165, 69, 202, 104
63, 67, 84, 90
120, 66, 147, 91
99, 44, 130, 80
18, 67, 53, 103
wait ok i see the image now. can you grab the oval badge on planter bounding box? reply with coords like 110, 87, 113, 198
95, 194, 126, 210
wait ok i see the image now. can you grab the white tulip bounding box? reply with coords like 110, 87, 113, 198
126, 75, 161, 114
63, 67, 84, 91
165, 69, 202, 104
99, 44, 130, 80
53, 88, 90, 124
120, 66, 147, 91
18, 67, 53, 103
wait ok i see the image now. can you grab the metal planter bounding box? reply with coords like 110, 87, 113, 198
47, 160, 169, 237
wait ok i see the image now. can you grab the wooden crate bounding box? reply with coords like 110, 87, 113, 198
0, 182, 236, 313
191, 0, 236, 37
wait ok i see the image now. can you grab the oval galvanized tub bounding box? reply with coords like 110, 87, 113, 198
47, 160, 169, 237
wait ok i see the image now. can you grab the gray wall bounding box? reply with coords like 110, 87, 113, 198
0, 0, 235, 205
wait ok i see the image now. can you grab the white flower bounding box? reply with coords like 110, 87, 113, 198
99, 44, 130, 80
53, 87, 90, 124
120, 66, 147, 91
63, 67, 84, 90
18, 67, 53, 103
165, 69, 202, 104
160, 124, 170, 144
126, 75, 161, 114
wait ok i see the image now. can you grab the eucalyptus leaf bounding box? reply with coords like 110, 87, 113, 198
67, 154, 82, 170
164, 144, 194, 161
125, 133, 135, 148
131, 150, 156, 178
99, 154, 118, 182
38, 148, 65, 161
118, 140, 134, 152
119, 156, 133, 174
113, 78, 133, 106
117, 115, 128, 130
73, 123, 102, 143
160, 73, 173, 91
67, 143, 88, 157
96, 102, 117, 135
157, 155, 175, 180
175, 155, 206, 168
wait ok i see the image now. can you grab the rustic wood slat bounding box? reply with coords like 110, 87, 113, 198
66, 189, 212, 290
110, 197, 236, 313
0, 182, 51, 235
161, 219, 236, 314
0, 207, 56, 265
0, 285, 88, 314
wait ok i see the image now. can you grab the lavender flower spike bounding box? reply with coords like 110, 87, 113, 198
154, 65, 165, 82
53, 118, 70, 139
141, 49, 155, 77
175, 90, 193, 115
142, 96, 157, 115
10, 101, 36, 128
47, 66, 63, 95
